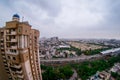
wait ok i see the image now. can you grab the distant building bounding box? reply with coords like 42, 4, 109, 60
110, 63, 120, 75
0, 14, 42, 80
89, 71, 111, 80
50, 37, 59, 42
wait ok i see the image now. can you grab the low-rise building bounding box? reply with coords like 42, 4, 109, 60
89, 71, 111, 80
110, 63, 120, 75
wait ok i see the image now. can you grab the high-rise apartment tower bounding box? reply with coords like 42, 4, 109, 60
0, 14, 42, 80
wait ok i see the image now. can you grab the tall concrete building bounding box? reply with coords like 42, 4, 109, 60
0, 14, 42, 80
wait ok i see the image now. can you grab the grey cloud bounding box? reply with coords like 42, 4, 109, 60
29, 0, 62, 17
90, 0, 120, 32
104, 0, 120, 26
0, 0, 120, 39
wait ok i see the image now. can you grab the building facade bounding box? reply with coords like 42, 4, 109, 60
0, 14, 42, 80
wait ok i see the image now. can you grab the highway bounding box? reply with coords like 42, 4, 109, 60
40, 54, 103, 65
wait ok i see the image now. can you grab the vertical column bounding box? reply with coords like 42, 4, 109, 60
21, 35, 24, 48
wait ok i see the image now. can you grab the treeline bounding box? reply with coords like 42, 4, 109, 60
41, 65, 73, 80
57, 46, 81, 56
71, 56, 120, 80
57, 46, 110, 56
82, 48, 110, 55
41, 56, 120, 80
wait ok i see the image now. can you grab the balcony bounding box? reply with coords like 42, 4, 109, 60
11, 46, 17, 49
2, 55, 6, 59
6, 39, 17, 42
3, 59, 7, 62
0, 46, 4, 49
0, 43, 4, 45
3, 61, 7, 64
17, 74, 24, 79
6, 50, 10, 53
0, 38, 4, 41
0, 30, 4, 32
5, 66, 9, 70
11, 32, 16, 35
3, 62, 7, 66
4, 63, 8, 66
6, 70, 10, 73
16, 70, 23, 74
11, 65, 21, 69
6, 31, 16, 35
1, 52, 5, 55
11, 39, 17, 42
6, 50, 18, 55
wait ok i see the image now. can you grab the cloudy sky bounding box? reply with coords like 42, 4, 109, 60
0, 0, 120, 39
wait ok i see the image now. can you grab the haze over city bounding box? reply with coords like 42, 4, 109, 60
0, 0, 120, 39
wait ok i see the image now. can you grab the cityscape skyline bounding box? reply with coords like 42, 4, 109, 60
0, 0, 120, 39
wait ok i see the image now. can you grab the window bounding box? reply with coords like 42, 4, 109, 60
1, 32, 4, 35
1, 45, 4, 48
10, 49, 16, 53
25, 30, 27, 32
14, 50, 16, 53
8, 56, 10, 59
0, 40, 3, 43
6, 30, 9, 34
31, 56, 33, 59
11, 35, 15, 39
1, 49, 4, 52
18, 27, 21, 32
12, 29, 15, 31
13, 57, 16, 60
34, 36, 37, 39
11, 43, 17, 46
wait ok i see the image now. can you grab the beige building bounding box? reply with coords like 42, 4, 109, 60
0, 14, 42, 80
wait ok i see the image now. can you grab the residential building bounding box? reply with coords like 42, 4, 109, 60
110, 63, 120, 75
0, 14, 42, 80
89, 71, 111, 80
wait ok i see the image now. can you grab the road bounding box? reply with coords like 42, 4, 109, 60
69, 69, 77, 80
40, 54, 103, 65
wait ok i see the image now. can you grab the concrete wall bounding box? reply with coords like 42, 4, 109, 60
22, 60, 33, 80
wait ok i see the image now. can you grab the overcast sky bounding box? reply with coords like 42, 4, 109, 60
0, 0, 120, 39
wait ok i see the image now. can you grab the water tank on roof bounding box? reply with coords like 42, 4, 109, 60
12, 14, 20, 21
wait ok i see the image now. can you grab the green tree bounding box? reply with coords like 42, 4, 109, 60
59, 65, 74, 79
